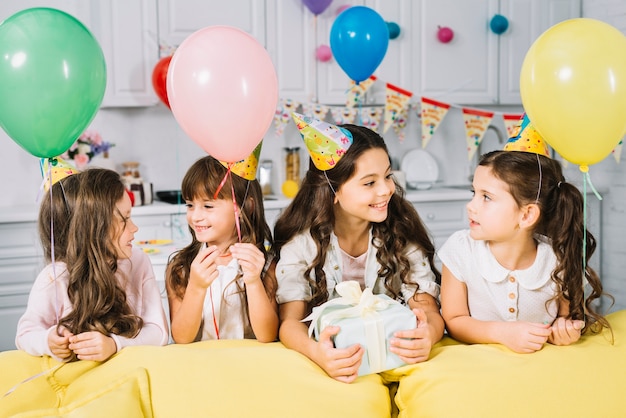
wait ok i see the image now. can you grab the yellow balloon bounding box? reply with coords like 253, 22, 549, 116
281, 180, 299, 198
520, 18, 626, 167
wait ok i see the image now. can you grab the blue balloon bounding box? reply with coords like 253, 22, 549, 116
330, 6, 389, 83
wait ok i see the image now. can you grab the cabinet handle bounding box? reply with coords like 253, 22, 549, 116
163, 221, 172, 227
427, 213, 435, 220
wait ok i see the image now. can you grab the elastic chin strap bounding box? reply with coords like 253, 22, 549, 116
323, 171, 336, 195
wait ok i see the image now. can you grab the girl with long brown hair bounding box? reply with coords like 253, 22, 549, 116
166, 153, 278, 343
275, 115, 444, 383
17, 168, 169, 361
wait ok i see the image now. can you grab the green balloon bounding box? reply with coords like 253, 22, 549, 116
0, 8, 106, 158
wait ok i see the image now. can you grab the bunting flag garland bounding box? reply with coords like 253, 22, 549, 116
613, 139, 623, 163
462, 108, 494, 160
274, 98, 301, 137
420, 97, 451, 149
383, 83, 413, 134
502, 113, 525, 137
331, 107, 358, 125
301, 103, 331, 121
346, 75, 377, 107
359, 107, 384, 132
392, 105, 410, 142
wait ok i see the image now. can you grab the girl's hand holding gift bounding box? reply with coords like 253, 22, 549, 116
389, 308, 434, 364
315, 325, 364, 384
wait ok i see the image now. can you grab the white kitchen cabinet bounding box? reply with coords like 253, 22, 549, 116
157, 0, 266, 48
417, 0, 581, 105
88, 0, 160, 107
266, 0, 418, 105
0, 221, 44, 351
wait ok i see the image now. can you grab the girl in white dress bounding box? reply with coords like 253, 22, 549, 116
439, 116, 611, 353
166, 151, 278, 343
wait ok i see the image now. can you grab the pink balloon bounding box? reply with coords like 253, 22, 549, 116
316, 45, 332, 62
167, 26, 278, 162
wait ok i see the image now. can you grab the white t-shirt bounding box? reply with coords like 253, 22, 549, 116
438, 230, 558, 324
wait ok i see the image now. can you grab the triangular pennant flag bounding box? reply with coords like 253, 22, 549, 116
392, 105, 411, 142
331, 107, 358, 125
462, 108, 494, 160
346, 75, 377, 108
301, 103, 331, 121
613, 139, 623, 163
359, 107, 384, 132
274, 98, 300, 137
502, 113, 525, 138
383, 83, 413, 134
420, 97, 451, 149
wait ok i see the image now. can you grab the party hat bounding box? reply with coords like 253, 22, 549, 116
291, 112, 353, 171
503, 114, 550, 157
40, 157, 80, 192
220, 141, 262, 180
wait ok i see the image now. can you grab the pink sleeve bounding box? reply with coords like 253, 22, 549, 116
111, 249, 169, 350
15, 264, 70, 360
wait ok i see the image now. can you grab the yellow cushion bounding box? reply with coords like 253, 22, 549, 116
393, 310, 626, 418
0, 352, 99, 416
11, 368, 152, 418
91, 340, 391, 418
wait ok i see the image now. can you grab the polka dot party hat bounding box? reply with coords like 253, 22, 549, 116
40, 157, 80, 192
503, 113, 550, 157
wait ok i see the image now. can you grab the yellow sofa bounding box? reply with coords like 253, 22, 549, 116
1, 310, 625, 418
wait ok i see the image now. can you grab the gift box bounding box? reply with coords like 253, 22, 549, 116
304, 281, 417, 376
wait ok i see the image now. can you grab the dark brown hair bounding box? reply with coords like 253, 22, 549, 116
479, 150, 611, 332
274, 124, 439, 308
167, 156, 276, 302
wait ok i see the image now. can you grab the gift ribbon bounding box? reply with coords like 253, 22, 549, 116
303, 281, 396, 373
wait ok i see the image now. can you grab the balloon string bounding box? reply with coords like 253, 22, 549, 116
47, 159, 60, 326
213, 164, 242, 243
578, 167, 602, 312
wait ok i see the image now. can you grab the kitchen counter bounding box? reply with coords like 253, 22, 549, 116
0, 187, 473, 224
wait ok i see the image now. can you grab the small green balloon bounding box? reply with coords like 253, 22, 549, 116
0, 8, 106, 158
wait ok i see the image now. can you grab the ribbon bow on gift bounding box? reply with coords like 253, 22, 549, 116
303, 281, 400, 374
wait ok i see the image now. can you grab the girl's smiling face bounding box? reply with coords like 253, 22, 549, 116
113, 191, 138, 259
467, 165, 524, 242
333, 148, 395, 224
185, 196, 237, 251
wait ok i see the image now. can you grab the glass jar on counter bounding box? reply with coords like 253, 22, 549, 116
284, 147, 300, 184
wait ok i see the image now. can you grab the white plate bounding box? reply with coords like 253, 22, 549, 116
400, 149, 439, 190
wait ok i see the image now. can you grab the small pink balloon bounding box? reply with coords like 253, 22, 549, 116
316, 45, 332, 62
336, 4, 350, 15
437, 26, 454, 43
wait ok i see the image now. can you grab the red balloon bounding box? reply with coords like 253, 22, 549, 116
152, 56, 172, 108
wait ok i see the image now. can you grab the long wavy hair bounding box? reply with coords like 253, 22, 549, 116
39, 172, 81, 263
274, 124, 439, 308
58, 169, 143, 355
167, 156, 276, 303
479, 150, 611, 332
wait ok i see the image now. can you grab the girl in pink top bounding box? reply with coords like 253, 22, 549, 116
16, 168, 169, 361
